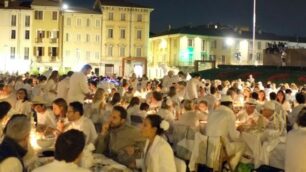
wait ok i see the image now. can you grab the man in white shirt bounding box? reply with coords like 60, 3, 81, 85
185, 73, 204, 100
162, 71, 179, 89
286, 107, 306, 172
32, 96, 57, 129
0, 115, 31, 172
33, 129, 90, 172
67, 64, 92, 103
289, 93, 305, 126
57, 71, 73, 102
206, 95, 245, 169
236, 98, 261, 130
66, 102, 97, 145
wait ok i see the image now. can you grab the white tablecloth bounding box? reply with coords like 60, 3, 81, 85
91, 154, 131, 172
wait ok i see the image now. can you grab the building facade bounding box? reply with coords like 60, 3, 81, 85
0, 0, 32, 73
148, 25, 303, 75
0, 0, 153, 76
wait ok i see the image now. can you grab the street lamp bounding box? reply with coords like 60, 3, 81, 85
252, 0, 256, 65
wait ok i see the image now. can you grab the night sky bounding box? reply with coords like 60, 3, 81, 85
66, 0, 306, 37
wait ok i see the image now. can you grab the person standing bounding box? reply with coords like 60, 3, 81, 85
67, 65, 92, 103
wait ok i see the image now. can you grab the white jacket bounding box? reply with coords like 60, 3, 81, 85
137, 135, 176, 172
185, 78, 204, 100
67, 72, 90, 103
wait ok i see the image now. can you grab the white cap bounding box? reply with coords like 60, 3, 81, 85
220, 95, 233, 103
246, 98, 257, 105
263, 101, 275, 110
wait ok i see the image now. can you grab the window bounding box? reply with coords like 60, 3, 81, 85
121, 13, 126, 21
50, 47, 57, 57
120, 47, 125, 57
257, 42, 262, 50
86, 19, 90, 27
77, 34, 81, 41
221, 55, 226, 64
201, 40, 205, 51
211, 40, 217, 49
108, 46, 113, 57
65, 50, 70, 57
248, 53, 253, 61
65, 33, 69, 42
86, 34, 90, 42
256, 53, 261, 61
36, 47, 44, 56
96, 35, 100, 43
50, 31, 58, 39
120, 29, 126, 39
188, 39, 193, 47
137, 30, 142, 40
24, 47, 29, 60
34, 11, 43, 20
95, 52, 99, 59
25, 16, 30, 27
10, 47, 15, 59
77, 18, 81, 26
11, 30, 16, 39
136, 47, 142, 57
86, 51, 90, 59
52, 11, 57, 20
25, 30, 30, 40
76, 49, 80, 59
37, 30, 45, 41
108, 12, 113, 20
11, 15, 16, 26
67, 18, 71, 26
108, 29, 113, 38
137, 14, 142, 22
96, 20, 100, 27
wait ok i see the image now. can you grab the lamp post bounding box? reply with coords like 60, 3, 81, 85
252, 0, 256, 65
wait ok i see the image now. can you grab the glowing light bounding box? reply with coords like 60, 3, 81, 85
62, 3, 69, 10
160, 39, 167, 49
225, 37, 234, 46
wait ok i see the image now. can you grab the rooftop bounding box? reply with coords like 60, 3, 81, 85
99, 0, 151, 9
153, 24, 306, 43
0, 0, 31, 9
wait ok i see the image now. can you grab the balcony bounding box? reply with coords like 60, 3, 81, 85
36, 56, 42, 62
50, 38, 58, 44
35, 38, 43, 43
50, 56, 57, 62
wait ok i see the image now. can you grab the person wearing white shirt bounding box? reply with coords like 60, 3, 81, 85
33, 129, 90, 172
0, 115, 31, 172
185, 74, 204, 100
66, 102, 97, 145
162, 71, 179, 89
236, 99, 261, 131
32, 96, 57, 129
285, 107, 306, 172
136, 115, 176, 172
15, 88, 32, 117
67, 64, 92, 103
206, 96, 245, 169
57, 71, 73, 102
43, 71, 59, 104
31, 75, 47, 98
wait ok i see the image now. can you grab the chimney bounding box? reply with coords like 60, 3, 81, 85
4, 0, 9, 8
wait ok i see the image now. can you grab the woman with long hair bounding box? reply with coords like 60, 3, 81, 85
15, 88, 32, 116
276, 90, 292, 112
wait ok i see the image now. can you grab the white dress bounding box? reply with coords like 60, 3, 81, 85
137, 135, 176, 172
14, 100, 32, 116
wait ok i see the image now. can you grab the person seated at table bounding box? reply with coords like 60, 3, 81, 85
95, 106, 143, 168
288, 92, 305, 127
52, 98, 69, 133
0, 114, 31, 172
236, 98, 261, 131
32, 96, 57, 130
135, 115, 176, 172
206, 95, 245, 169
66, 102, 97, 145
147, 91, 163, 114
157, 97, 176, 123
33, 129, 90, 172
177, 99, 203, 130
195, 100, 209, 121
285, 107, 306, 172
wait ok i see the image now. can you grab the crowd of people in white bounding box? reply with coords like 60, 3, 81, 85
0, 64, 305, 172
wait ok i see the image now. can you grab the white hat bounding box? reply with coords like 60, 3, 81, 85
246, 98, 257, 105
32, 96, 48, 105
220, 95, 233, 103
263, 101, 275, 110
